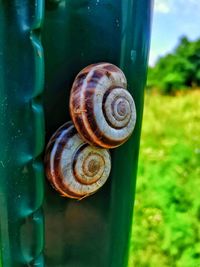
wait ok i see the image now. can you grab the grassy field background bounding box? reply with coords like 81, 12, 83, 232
129, 90, 200, 267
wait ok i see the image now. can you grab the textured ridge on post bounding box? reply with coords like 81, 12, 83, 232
0, 1, 45, 266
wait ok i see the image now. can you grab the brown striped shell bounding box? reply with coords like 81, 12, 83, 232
70, 62, 136, 149
45, 121, 111, 200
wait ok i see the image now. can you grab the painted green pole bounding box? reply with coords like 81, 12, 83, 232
0, 1, 45, 266
0, 1, 152, 266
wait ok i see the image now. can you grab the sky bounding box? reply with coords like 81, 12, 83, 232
149, 0, 200, 66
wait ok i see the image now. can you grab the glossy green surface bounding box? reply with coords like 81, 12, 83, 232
43, 1, 152, 267
0, 0, 152, 266
0, 1, 45, 266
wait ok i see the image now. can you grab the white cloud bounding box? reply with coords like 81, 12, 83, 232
150, 0, 200, 66
154, 0, 200, 14
154, 0, 171, 14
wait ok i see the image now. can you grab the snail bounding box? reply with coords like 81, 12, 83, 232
70, 62, 136, 149
45, 121, 111, 200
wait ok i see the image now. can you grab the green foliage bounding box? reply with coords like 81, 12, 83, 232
148, 37, 200, 93
129, 91, 200, 267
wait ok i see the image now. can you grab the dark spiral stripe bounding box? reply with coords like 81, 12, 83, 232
72, 143, 105, 185
45, 122, 83, 198
45, 121, 111, 199
71, 73, 120, 148
70, 62, 133, 148
72, 143, 89, 185
84, 86, 122, 147
101, 88, 129, 129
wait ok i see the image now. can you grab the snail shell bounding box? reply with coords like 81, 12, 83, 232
45, 121, 111, 200
70, 62, 136, 149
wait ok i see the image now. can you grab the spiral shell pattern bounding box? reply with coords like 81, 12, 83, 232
45, 122, 111, 199
70, 63, 136, 148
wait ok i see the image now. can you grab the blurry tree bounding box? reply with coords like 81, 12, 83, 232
147, 36, 200, 93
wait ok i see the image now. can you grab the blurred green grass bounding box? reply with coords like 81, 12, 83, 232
129, 90, 200, 267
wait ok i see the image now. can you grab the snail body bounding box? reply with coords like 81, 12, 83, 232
70, 62, 136, 149
45, 121, 111, 200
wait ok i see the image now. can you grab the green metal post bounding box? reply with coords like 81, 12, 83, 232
0, 0, 152, 266
42, 1, 152, 266
0, 1, 45, 266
